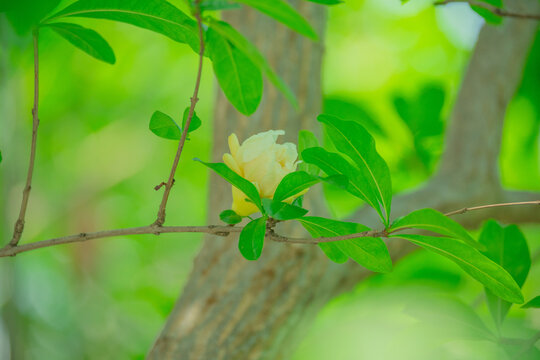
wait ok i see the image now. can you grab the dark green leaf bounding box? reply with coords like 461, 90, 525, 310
261, 199, 308, 220
273, 171, 320, 202
322, 174, 349, 189
44, 22, 115, 64
232, 0, 317, 40
206, 28, 262, 115
149, 111, 181, 140
389, 208, 480, 250
306, 0, 343, 5
522, 296, 540, 308
6, 0, 60, 35
238, 216, 267, 260
298, 130, 320, 175
470, 0, 503, 25
46, 0, 200, 52
182, 107, 202, 133
196, 160, 263, 212
292, 195, 303, 208
220, 209, 243, 224
393, 234, 524, 304
318, 114, 392, 225
206, 18, 297, 107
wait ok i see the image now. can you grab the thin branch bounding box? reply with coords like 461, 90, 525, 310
435, 0, 540, 20
9, 28, 40, 247
154, 1, 205, 226
444, 200, 540, 217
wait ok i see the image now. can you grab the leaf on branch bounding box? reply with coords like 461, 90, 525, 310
44, 22, 115, 64
220, 209, 243, 224
522, 296, 540, 309
149, 111, 181, 140
182, 107, 202, 133
232, 0, 318, 40
5, 0, 61, 35
206, 28, 263, 115
298, 130, 320, 176
239, 216, 267, 260
393, 234, 524, 304
273, 171, 320, 202
261, 199, 308, 220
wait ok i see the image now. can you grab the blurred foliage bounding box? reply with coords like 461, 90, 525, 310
0, 0, 538, 359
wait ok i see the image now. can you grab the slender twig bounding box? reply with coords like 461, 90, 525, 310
435, 0, 540, 20
9, 28, 40, 247
444, 200, 540, 217
154, 0, 205, 226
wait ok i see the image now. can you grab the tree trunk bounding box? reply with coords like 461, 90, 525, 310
149, 1, 540, 358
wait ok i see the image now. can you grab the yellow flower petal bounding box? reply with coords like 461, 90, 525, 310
231, 186, 259, 216
223, 153, 242, 175
228, 133, 240, 158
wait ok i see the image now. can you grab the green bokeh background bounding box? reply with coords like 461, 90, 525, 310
1, 0, 539, 359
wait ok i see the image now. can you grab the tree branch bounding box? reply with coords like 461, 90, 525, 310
9, 28, 40, 247
154, 1, 205, 226
435, 0, 540, 20
444, 200, 540, 217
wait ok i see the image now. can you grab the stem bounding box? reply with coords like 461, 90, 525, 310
444, 200, 540, 217
9, 28, 40, 247
154, 1, 205, 226
434, 0, 540, 20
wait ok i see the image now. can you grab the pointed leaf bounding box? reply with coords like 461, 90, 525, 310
522, 296, 540, 309
206, 28, 262, 115
318, 114, 392, 224
261, 199, 308, 220
298, 130, 320, 175
149, 111, 181, 140
273, 171, 320, 202
220, 209, 242, 224
182, 107, 202, 133
394, 234, 524, 304
239, 216, 267, 260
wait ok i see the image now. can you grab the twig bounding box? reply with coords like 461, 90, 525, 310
154, 0, 206, 226
434, 0, 540, 20
444, 200, 540, 217
9, 28, 40, 247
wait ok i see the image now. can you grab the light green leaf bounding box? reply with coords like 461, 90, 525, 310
394, 234, 524, 304
261, 199, 308, 220
273, 171, 320, 202
318, 114, 392, 225
298, 130, 319, 175
522, 296, 540, 309
206, 28, 263, 115
232, 0, 317, 40
239, 216, 267, 260
389, 208, 480, 249
196, 160, 263, 212
182, 107, 202, 133
46, 0, 200, 52
220, 209, 243, 224
149, 111, 181, 140
206, 18, 297, 107
44, 22, 115, 64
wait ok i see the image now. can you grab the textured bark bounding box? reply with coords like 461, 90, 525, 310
149, 1, 540, 358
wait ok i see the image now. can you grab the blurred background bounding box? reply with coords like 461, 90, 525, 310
1, 0, 539, 359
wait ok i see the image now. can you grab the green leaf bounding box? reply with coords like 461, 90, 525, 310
182, 107, 202, 133
273, 171, 320, 202
470, 0, 503, 25
389, 208, 480, 250
323, 97, 386, 137
220, 209, 243, 224
196, 160, 263, 212
149, 111, 181, 140
306, 0, 343, 5
318, 114, 392, 225
522, 296, 540, 309
302, 146, 381, 219
44, 22, 115, 64
261, 199, 308, 220
206, 18, 297, 107
5, 0, 60, 35
238, 216, 267, 260
0, 151, 2, 164
479, 220, 531, 327
393, 234, 524, 304
298, 130, 320, 176
232, 0, 317, 40
200, 0, 241, 11
46, 0, 200, 52
206, 28, 263, 115
297, 217, 392, 272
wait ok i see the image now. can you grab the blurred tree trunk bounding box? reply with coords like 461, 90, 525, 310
149, 1, 540, 359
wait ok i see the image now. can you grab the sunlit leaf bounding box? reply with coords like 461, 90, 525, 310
273, 171, 320, 202
238, 216, 267, 260
220, 209, 243, 224
149, 111, 181, 140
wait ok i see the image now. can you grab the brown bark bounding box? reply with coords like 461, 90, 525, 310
149, 0, 540, 358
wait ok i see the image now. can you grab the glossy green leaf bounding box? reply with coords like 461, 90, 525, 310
261, 199, 308, 220
182, 107, 202, 133
238, 216, 267, 260
298, 130, 320, 175
149, 111, 181, 140
206, 28, 263, 115
206, 18, 297, 107
394, 234, 524, 304
522, 296, 540, 308
196, 160, 263, 212
219, 209, 243, 224
273, 171, 320, 202
389, 208, 480, 249
232, 0, 317, 40
46, 0, 200, 52
470, 0, 503, 25
297, 217, 392, 272
479, 220, 530, 327
318, 114, 392, 225
44, 22, 115, 64
5, 0, 60, 35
